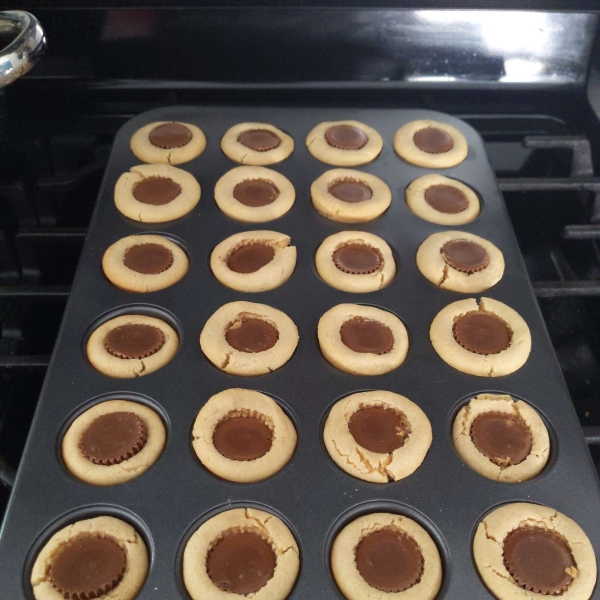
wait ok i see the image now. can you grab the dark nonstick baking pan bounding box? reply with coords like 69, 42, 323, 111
1, 106, 599, 599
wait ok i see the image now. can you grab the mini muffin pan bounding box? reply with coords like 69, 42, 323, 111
1, 106, 599, 599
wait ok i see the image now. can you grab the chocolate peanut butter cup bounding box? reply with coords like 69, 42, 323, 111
348, 407, 411, 454
424, 185, 468, 214
148, 122, 192, 149
237, 129, 282, 152
132, 177, 182, 206
333, 243, 383, 275
104, 323, 165, 359
503, 526, 576, 595
328, 179, 372, 203
207, 530, 276, 594
213, 415, 273, 460
233, 179, 280, 207
413, 127, 454, 154
341, 317, 394, 355
325, 124, 369, 150
49, 535, 127, 599
226, 318, 279, 353
442, 239, 489, 273
79, 411, 148, 466
123, 243, 174, 275
453, 311, 512, 355
355, 528, 424, 593
227, 243, 275, 274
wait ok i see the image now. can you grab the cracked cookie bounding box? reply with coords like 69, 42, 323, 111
31, 515, 148, 600
324, 390, 432, 483
114, 163, 201, 223
103, 234, 189, 293
394, 119, 468, 169
417, 231, 504, 293
200, 301, 299, 376
452, 393, 550, 483
221, 122, 294, 165
318, 304, 409, 375
183, 507, 299, 600
86, 314, 179, 378
406, 174, 480, 226
315, 231, 396, 293
331, 512, 442, 600
306, 120, 383, 166
473, 502, 596, 600
311, 168, 392, 223
192, 388, 296, 482
130, 121, 206, 165
62, 399, 166, 486
214, 166, 295, 222
430, 297, 531, 377
210, 230, 296, 293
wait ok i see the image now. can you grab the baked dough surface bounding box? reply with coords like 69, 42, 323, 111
221, 122, 294, 165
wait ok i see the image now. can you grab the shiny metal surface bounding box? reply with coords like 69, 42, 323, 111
0, 11, 46, 88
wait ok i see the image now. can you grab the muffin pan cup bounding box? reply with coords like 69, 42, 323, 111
1, 106, 599, 599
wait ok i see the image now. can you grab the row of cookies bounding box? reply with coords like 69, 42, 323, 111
130, 118, 469, 168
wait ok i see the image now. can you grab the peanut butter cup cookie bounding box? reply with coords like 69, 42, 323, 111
406, 174, 480, 226
103, 234, 189, 293
473, 503, 596, 600
331, 512, 442, 600
114, 164, 200, 223
200, 301, 299, 376
210, 230, 296, 293
394, 119, 468, 168
430, 297, 531, 377
31, 516, 148, 600
130, 121, 206, 165
306, 120, 383, 166
221, 122, 294, 165
324, 391, 432, 483
192, 388, 296, 482
315, 231, 396, 293
87, 314, 179, 378
214, 166, 295, 222
417, 231, 504, 293
62, 399, 166, 486
318, 304, 409, 375
183, 507, 299, 600
311, 168, 392, 223
452, 393, 550, 483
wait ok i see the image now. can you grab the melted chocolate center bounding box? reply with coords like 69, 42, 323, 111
123, 243, 174, 275
413, 127, 454, 154
471, 411, 532, 466
132, 177, 182, 206
328, 180, 372, 203
441, 239, 489, 273
49, 535, 127, 599
207, 530, 276, 595
503, 526, 576, 595
148, 122, 192, 149
325, 124, 368, 150
348, 407, 410, 454
213, 416, 273, 460
237, 129, 281, 152
233, 179, 280, 207
355, 529, 424, 593
226, 318, 279, 353
453, 312, 512, 355
79, 411, 148, 466
340, 317, 394, 354
227, 243, 275, 274
332, 244, 383, 274
104, 323, 165, 359
424, 184, 468, 214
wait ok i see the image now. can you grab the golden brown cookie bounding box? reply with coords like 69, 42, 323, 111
221, 122, 294, 165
